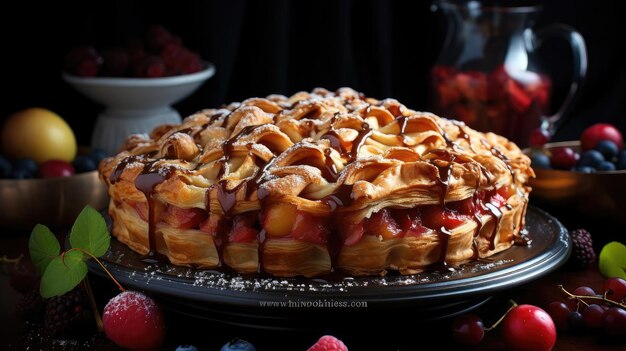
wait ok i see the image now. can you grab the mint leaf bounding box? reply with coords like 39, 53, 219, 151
69, 205, 110, 258
40, 250, 87, 298
29, 224, 60, 274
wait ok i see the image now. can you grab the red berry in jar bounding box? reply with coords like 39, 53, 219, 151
580, 123, 624, 151
550, 147, 578, 170
501, 304, 556, 351
39, 160, 75, 178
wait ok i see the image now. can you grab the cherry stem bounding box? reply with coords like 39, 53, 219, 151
65, 248, 125, 293
484, 300, 518, 332
558, 285, 626, 309
80, 278, 103, 332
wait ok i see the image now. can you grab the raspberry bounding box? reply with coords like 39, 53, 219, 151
103, 291, 165, 351
43, 288, 89, 335
307, 335, 348, 351
17, 290, 44, 319
570, 229, 596, 269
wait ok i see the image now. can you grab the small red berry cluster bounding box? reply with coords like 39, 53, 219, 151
546, 278, 626, 339
65, 25, 204, 78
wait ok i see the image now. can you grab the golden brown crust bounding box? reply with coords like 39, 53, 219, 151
99, 87, 533, 277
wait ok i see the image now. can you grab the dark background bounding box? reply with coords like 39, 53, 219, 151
1, 0, 625, 147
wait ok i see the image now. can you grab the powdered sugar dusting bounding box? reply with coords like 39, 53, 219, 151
104, 291, 157, 318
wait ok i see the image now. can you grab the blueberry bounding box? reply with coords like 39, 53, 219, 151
578, 150, 605, 168
10, 168, 34, 179
617, 150, 626, 170
221, 338, 256, 351
529, 152, 550, 169
575, 166, 595, 173
597, 161, 616, 172
0, 156, 11, 178
175, 346, 199, 351
72, 155, 97, 173
90, 149, 107, 164
14, 158, 38, 174
594, 140, 619, 159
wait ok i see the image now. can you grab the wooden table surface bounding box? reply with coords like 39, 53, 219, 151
1, 202, 624, 350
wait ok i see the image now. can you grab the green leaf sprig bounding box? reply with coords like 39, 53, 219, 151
29, 205, 123, 298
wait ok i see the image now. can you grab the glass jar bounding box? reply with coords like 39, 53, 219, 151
430, 0, 587, 146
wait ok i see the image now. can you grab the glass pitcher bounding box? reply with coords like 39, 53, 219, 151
430, 0, 587, 146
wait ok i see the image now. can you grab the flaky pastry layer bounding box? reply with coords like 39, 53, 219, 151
99, 87, 533, 277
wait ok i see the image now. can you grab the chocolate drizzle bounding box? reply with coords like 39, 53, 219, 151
105, 89, 530, 276
350, 123, 372, 161
322, 149, 340, 182
321, 130, 348, 157
435, 226, 453, 270
134, 162, 175, 263
427, 150, 456, 207
484, 202, 503, 251
257, 229, 266, 273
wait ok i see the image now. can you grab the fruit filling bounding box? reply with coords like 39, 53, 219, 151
127, 187, 515, 248
338, 188, 514, 246
431, 64, 551, 145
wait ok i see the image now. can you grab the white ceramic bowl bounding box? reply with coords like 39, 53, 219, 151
63, 62, 215, 154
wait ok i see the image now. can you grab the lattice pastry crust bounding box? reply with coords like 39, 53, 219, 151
99, 88, 534, 277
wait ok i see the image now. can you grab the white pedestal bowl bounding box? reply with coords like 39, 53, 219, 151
63, 62, 215, 155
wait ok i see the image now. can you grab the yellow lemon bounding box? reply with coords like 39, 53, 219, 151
1, 108, 77, 163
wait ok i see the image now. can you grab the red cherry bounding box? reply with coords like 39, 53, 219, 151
580, 123, 624, 151
529, 128, 551, 147
501, 304, 556, 351
572, 286, 596, 296
103, 291, 165, 351
603, 277, 626, 302
546, 301, 571, 330
39, 160, 75, 178
451, 314, 485, 346
550, 147, 578, 170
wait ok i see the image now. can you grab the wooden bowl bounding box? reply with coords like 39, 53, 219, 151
527, 141, 626, 224
0, 170, 109, 231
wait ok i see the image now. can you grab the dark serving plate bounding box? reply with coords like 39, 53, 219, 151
89, 206, 570, 330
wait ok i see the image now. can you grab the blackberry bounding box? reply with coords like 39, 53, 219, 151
17, 290, 44, 319
43, 288, 90, 335
570, 229, 596, 269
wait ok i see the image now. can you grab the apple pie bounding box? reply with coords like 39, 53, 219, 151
99, 87, 534, 277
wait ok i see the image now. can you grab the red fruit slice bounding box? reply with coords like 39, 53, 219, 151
496, 185, 517, 200
366, 208, 402, 239
448, 198, 475, 216
489, 193, 507, 209
506, 80, 533, 113
488, 64, 510, 100
395, 208, 429, 236
130, 201, 165, 223
228, 213, 259, 243
423, 206, 467, 230
199, 214, 225, 235
162, 206, 207, 229
291, 211, 329, 245
341, 219, 365, 246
